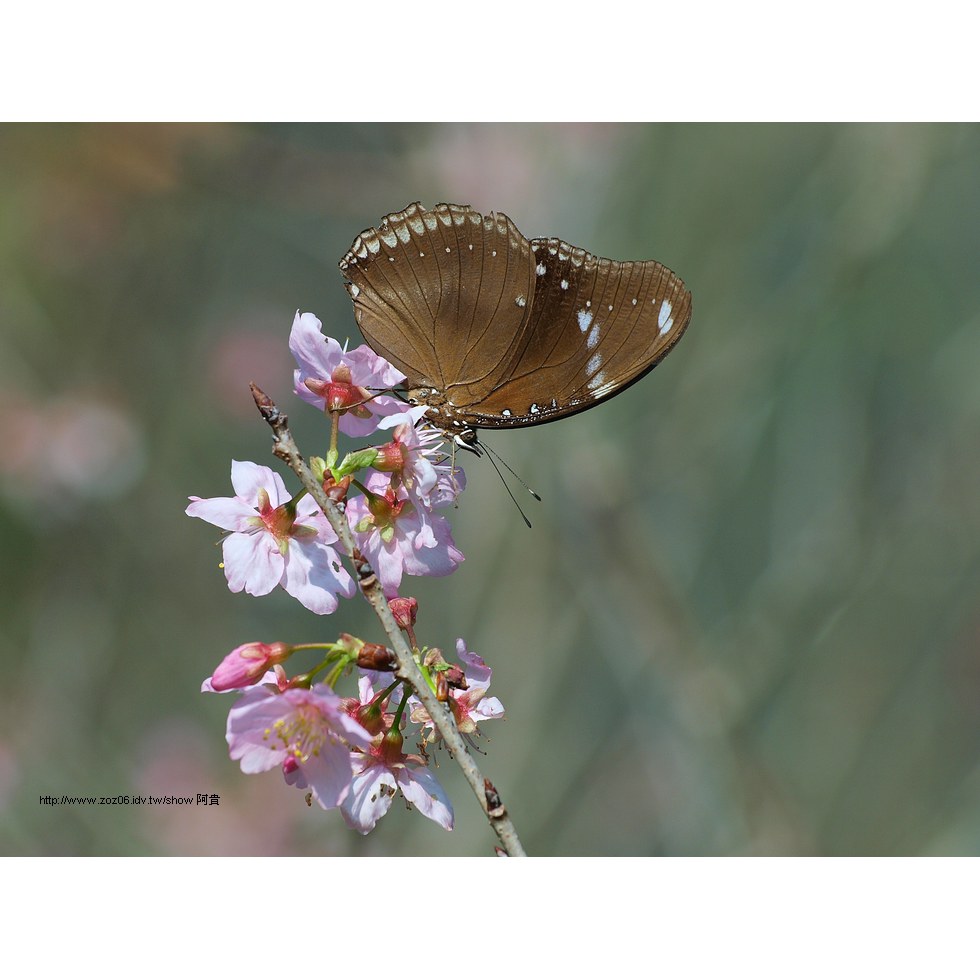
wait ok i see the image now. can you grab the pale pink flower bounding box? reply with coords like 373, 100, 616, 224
186, 460, 355, 615
341, 746, 454, 834
340, 676, 452, 834
411, 639, 504, 743
346, 472, 463, 598
375, 408, 466, 509
226, 682, 371, 810
290, 312, 404, 436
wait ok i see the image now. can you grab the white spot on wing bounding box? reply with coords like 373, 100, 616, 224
561, 279, 569, 290
587, 353, 602, 376
502, 409, 511, 417
658, 299, 673, 335
350, 284, 360, 298
577, 309, 593, 332
515, 295, 526, 308
530, 403, 540, 414
587, 323, 601, 349
536, 262, 546, 276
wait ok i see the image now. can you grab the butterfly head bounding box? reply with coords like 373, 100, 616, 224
406, 385, 480, 450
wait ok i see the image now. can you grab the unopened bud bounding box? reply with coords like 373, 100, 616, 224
209, 641, 292, 692
357, 642, 396, 671
389, 596, 418, 630
322, 472, 351, 503
435, 671, 449, 702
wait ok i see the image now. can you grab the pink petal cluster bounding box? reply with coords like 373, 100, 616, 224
411, 639, 505, 741
341, 677, 453, 834
186, 461, 355, 615
226, 682, 372, 810
290, 312, 405, 437
187, 313, 496, 839
346, 472, 464, 597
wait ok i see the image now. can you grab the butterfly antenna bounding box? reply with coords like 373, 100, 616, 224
478, 437, 542, 501
481, 445, 533, 529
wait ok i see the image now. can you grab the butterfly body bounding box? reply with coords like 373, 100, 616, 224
339, 202, 692, 443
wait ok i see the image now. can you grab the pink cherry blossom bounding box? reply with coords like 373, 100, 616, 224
226, 682, 371, 810
290, 311, 405, 437
186, 460, 355, 615
346, 472, 464, 597
375, 407, 467, 509
411, 639, 504, 743
340, 679, 452, 834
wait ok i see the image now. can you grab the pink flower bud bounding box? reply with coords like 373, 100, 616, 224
209, 641, 291, 692
389, 596, 418, 630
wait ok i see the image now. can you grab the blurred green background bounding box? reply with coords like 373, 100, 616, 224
1, 123, 978, 856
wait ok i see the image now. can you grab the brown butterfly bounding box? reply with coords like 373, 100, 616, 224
339, 202, 692, 450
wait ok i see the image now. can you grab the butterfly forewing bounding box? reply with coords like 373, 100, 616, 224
339, 203, 535, 397
339, 202, 692, 435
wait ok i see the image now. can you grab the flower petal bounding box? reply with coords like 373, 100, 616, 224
222, 530, 283, 596
281, 538, 354, 614
230, 460, 288, 508
395, 766, 454, 831
185, 495, 255, 531
341, 759, 397, 834
300, 739, 356, 810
